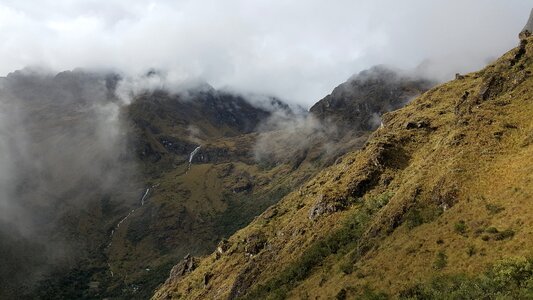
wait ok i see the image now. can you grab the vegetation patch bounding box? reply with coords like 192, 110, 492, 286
240, 192, 393, 300
404, 203, 443, 230
433, 251, 448, 270
480, 227, 515, 241
400, 256, 533, 299
454, 220, 468, 236
485, 203, 505, 215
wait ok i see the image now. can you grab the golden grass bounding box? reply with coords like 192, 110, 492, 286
154, 37, 533, 299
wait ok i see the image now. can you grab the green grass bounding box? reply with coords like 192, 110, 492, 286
400, 256, 533, 299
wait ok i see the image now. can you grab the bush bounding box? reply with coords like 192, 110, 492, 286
400, 256, 533, 299
485, 203, 505, 215
494, 229, 515, 241
433, 251, 448, 270
485, 227, 499, 234
454, 220, 467, 235
405, 209, 424, 229
466, 245, 476, 257
339, 261, 354, 275
480, 227, 515, 241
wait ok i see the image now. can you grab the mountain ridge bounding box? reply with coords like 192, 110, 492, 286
153, 36, 533, 300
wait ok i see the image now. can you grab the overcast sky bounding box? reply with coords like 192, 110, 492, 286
0, 0, 530, 106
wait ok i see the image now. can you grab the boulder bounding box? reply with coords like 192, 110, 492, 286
166, 254, 198, 283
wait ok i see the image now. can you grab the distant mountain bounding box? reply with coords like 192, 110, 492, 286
310, 65, 434, 132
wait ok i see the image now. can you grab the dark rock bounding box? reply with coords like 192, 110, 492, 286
232, 181, 253, 193
308, 194, 349, 220
455, 91, 472, 117
520, 8, 533, 39
203, 272, 213, 287
244, 232, 267, 255
228, 262, 262, 299
478, 75, 504, 101
431, 179, 459, 211
511, 39, 528, 67
310, 65, 434, 132
405, 120, 430, 129
166, 254, 198, 283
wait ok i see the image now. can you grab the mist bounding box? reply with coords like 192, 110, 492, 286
0, 0, 530, 106
0, 69, 141, 294
0, 1, 531, 296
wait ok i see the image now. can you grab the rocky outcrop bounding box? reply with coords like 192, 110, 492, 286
165, 254, 198, 284
520, 9, 533, 39
310, 66, 434, 132
308, 194, 349, 221
244, 232, 267, 256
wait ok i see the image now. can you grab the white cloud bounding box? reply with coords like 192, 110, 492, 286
0, 0, 530, 106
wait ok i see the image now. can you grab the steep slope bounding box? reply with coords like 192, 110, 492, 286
154, 37, 533, 299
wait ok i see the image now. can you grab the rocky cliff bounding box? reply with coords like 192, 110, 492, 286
310, 66, 434, 132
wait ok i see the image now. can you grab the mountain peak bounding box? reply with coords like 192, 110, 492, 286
520, 8, 533, 39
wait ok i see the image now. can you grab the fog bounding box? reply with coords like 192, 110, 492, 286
0, 70, 140, 295
0, 1, 531, 295
0, 0, 530, 106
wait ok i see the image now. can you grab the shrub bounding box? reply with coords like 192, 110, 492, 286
405, 209, 424, 229
335, 288, 347, 300
485, 203, 505, 215
494, 229, 515, 241
467, 245, 476, 257
485, 227, 499, 234
433, 251, 448, 270
400, 256, 533, 299
339, 261, 354, 275
454, 220, 467, 235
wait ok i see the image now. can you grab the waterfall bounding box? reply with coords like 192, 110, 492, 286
187, 146, 201, 170
141, 188, 150, 206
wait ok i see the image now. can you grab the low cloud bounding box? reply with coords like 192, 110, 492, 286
0, 69, 140, 290
0, 1, 530, 106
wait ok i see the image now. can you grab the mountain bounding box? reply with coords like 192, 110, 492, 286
0, 69, 318, 299
0, 67, 350, 298
310, 65, 434, 132
153, 36, 533, 299
0, 63, 437, 299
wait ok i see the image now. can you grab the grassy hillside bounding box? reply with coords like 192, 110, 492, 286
153, 37, 533, 299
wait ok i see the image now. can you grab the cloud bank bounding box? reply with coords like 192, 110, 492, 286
0, 1, 529, 105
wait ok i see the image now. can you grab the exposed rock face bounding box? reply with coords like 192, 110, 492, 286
244, 232, 267, 256
166, 254, 198, 283
520, 9, 533, 39
308, 194, 349, 220
310, 66, 434, 132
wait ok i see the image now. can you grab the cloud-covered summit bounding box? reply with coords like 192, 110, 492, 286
0, 0, 530, 106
